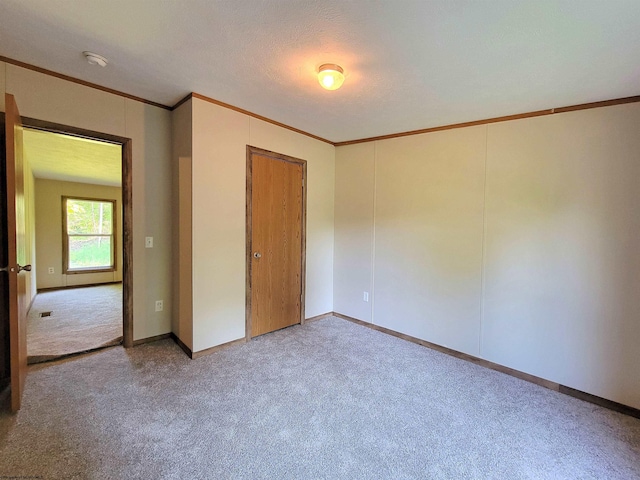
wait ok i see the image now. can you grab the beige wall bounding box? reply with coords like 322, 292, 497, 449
375, 128, 486, 355
1, 61, 173, 341
482, 105, 640, 408
333, 143, 375, 322
334, 103, 640, 409
34, 179, 123, 289
24, 158, 37, 307
171, 100, 193, 350
186, 97, 335, 353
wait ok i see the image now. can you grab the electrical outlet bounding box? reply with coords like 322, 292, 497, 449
155, 300, 163, 312
48, 267, 55, 274
145, 237, 154, 248
363, 291, 369, 302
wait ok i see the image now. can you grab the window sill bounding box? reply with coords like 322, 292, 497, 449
64, 267, 116, 275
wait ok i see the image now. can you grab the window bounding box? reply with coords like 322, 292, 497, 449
63, 197, 116, 273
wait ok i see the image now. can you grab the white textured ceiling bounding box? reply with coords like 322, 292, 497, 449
24, 128, 122, 187
1, 0, 639, 143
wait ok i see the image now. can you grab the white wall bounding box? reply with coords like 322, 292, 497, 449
34, 179, 123, 289
188, 97, 335, 352
334, 102, 640, 409
1, 61, 173, 341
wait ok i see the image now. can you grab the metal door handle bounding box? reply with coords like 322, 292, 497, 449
1, 264, 31, 273
253, 252, 261, 259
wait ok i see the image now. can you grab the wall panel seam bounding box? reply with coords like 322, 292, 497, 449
479, 124, 489, 358
370, 141, 378, 325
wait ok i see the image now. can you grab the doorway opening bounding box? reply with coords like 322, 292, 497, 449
21, 118, 133, 359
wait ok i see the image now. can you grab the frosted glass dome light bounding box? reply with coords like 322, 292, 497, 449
318, 64, 345, 90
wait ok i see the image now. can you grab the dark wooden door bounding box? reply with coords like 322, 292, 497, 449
248, 147, 305, 338
4, 94, 28, 412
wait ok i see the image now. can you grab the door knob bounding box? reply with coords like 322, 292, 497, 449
3, 264, 31, 273
253, 252, 262, 259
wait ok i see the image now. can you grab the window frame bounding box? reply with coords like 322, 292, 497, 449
62, 196, 117, 274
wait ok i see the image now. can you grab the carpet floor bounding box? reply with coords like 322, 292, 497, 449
1, 316, 639, 479
27, 284, 123, 364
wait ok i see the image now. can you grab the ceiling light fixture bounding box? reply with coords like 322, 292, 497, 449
83, 51, 108, 67
318, 64, 345, 91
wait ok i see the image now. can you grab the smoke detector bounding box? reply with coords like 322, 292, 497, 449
83, 51, 108, 67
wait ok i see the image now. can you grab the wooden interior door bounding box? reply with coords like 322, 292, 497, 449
4, 94, 28, 412
247, 147, 305, 338
0, 113, 8, 392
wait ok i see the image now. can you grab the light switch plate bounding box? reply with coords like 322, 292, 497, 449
145, 237, 154, 248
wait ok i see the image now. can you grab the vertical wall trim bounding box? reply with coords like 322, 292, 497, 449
122, 138, 133, 347
370, 141, 378, 325
479, 124, 489, 357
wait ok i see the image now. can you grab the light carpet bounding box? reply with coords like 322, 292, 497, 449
27, 284, 123, 364
1, 316, 639, 479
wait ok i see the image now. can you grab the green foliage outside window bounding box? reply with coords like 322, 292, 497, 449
65, 198, 115, 271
